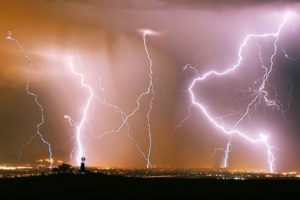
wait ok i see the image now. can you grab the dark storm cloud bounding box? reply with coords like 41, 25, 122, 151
1, 0, 300, 171
46, 0, 160, 9
158, 0, 300, 9
55, 0, 300, 9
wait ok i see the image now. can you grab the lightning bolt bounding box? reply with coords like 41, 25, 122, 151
65, 30, 156, 168
66, 56, 94, 165
90, 75, 152, 168
64, 114, 76, 127
187, 13, 292, 173
282, 48, 300, 61
173, 64, 199, 133
91, 30, 156, 168
143, 30, 155, 169
6, 31, 53, 168
63, 114, 77, 163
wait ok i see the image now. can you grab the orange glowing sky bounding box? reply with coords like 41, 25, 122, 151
0, 0, 300, 172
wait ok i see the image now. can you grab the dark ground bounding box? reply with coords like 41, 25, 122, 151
0, 174, 299, 198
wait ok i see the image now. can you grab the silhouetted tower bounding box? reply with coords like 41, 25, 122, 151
80, 157, 86, 174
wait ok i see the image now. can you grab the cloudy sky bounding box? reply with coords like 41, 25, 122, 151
0, 0, 299, 172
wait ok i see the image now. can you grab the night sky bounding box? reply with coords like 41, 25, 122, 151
0, 0, 300, 172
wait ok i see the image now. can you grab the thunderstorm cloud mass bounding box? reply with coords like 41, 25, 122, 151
0, 0, 300, 173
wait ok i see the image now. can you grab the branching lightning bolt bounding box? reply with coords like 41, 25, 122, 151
173, 105, 193, 133
173, 64, 199, 133
90, 75, 152, 168
6, 31, 53, 168
64, 30, 156, 168
282, 48, 300, 61
143, 30, 155, 169
66, 56, 94, 165
186, 13, 292, 173
90, 30, 155, 168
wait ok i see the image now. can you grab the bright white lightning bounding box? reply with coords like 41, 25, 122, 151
91, 75, 153, 168
65, 32, 156, 167
92, 30, 155, 168
63, 114, 77, 163
67, 56, 94, 165
64, 114, 76, 127
6, 32, 53, 168
143, 30, 155, 169
282, 48, 300, 61
173, 64, 199, 133
173, 105, 193, 133
188, 13, 291, 173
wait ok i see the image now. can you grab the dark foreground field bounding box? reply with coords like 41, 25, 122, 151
0, 174, 299, 198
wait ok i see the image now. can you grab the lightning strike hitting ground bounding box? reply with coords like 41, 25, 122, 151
65, 31, 156, 167
186, 13, 292, 173
63, 114, 77, 163
92, 75, 152, 167
6, 32, 53, 168
91, 29, 156, 168
66, 56, 94, 165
